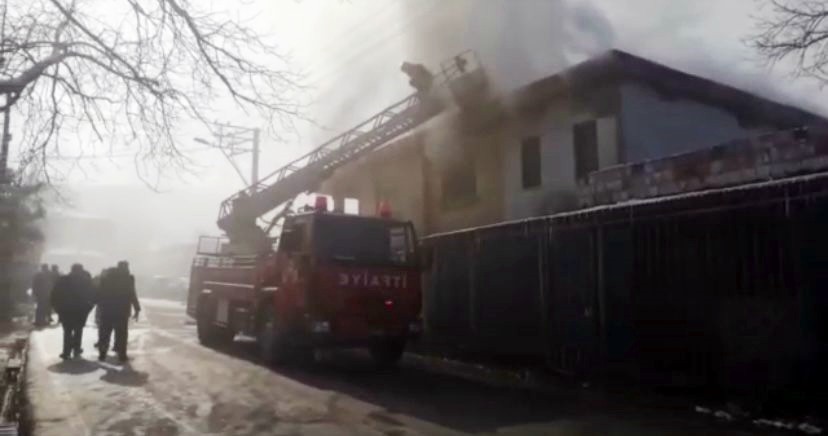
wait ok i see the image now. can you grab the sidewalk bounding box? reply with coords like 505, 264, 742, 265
406, 351, 825, 435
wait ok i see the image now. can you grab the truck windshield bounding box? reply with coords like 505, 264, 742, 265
313, 215, 415, 266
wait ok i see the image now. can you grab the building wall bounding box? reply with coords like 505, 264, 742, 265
425, 128, 505, 234
319, 80, 790, 235
318, 135, 427, 234
619, 82, 773, 162
502, 96, 620, 221
320, 112, 508, 237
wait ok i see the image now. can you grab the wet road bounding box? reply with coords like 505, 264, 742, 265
27, 299, 759, 436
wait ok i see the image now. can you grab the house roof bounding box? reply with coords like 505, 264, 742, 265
325, 49, 828, 185
513, 49, 827, 128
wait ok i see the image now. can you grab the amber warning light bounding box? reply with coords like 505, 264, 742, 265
314, 195, 329, 212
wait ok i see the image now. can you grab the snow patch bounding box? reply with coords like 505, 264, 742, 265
753, 418, 823, 434
694, 406, 712, 415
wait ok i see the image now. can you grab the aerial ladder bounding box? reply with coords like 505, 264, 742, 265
217, 51, 488, 248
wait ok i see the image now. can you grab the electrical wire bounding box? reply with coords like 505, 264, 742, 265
8, 145, 218, 163
307, 0, 442, 87
310, 0, 403, 59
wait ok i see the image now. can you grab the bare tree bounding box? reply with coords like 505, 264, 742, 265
0, 0, 302, 184
752, 0, 828, 84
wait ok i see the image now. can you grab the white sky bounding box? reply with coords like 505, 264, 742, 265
34, 0, 828, 247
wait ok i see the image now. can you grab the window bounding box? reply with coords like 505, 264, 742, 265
279, 220, 307, 252
573, 120, 598, 180
441, 159, 477, 207
521, 136, 541, 189
313, 215, 416, 266
389, 226, 411, 264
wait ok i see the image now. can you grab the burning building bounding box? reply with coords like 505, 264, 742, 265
318, 50, 826, 235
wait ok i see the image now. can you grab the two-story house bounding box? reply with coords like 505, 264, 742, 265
318, 49, 825, 236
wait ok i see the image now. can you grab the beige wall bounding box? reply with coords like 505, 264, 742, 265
318, 135, 428, 234
423, 128, 505, 234
502, 92, 621, 220
318, 111, 508, 236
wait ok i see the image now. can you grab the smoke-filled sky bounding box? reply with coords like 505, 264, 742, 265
37, 0, 828, 266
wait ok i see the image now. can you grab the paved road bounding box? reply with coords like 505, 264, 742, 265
27, 299, 761, 436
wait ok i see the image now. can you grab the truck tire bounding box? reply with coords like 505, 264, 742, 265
257, 306, 290, 365
196, 296, 234, 347
370, 338, 406, 368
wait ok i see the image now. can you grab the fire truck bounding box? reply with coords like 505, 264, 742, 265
186, 52, 487, 366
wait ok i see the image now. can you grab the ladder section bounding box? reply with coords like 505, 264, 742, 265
217, 92, 441, 234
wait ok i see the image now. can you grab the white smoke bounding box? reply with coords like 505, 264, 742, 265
393, 0, 826, 117
400, 0, 616, 91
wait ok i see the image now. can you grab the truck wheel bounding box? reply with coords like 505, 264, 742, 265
196, 296, 234, 347
258, 307, 289, 365
370, 338, 406, 368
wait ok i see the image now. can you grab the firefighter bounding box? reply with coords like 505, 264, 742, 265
400, 62, 434, 95
31, 264, 52, 326
97, 261, 141, 362
51, 264, 96, 359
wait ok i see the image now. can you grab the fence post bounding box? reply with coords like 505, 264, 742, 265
538, 219, 552, 365
469, 233, 478, 336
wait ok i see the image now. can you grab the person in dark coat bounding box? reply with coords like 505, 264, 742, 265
91, 267, 114, 349
50, 264, 96, 359
48, 265, 60, 323
92, 268, 113, 328
32, 264, 52, 326
97, 261, 141, 362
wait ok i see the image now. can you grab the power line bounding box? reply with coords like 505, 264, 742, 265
9, 146, 218, 163
307, 0, 442, 87
310, 0, 403, 59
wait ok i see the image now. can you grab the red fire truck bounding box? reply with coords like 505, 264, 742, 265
187, 198, 422, 366
186, 52, 486, 366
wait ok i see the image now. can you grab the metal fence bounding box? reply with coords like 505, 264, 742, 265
422, 172, 828, 397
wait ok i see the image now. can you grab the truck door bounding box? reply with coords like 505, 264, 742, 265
276, 217, 312, 322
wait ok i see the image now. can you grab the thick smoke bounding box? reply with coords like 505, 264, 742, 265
400, 0, 616, 91
396, 0, 825, 117
395, 0, 617, 168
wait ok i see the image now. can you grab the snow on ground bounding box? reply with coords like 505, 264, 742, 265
26, 300, 780, 435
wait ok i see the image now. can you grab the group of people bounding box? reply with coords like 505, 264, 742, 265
31, 261, 142, 363
31, 264, 60, 326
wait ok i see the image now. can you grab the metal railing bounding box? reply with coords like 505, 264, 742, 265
192, 253, 258, 269
217, 93, 433, 230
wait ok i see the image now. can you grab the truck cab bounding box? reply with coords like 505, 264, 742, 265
187, 207, 422, 367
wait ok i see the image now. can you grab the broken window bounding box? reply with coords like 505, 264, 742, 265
441, 158, 477, 208
573, 120, 599, 181
521, 136, 541, 189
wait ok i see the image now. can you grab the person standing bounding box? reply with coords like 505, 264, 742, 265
91, 268, 112, 329
31, 264, 52, 326
97, 261, 140, 362
48, 265, 60, 323
50, 264, 96, 359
